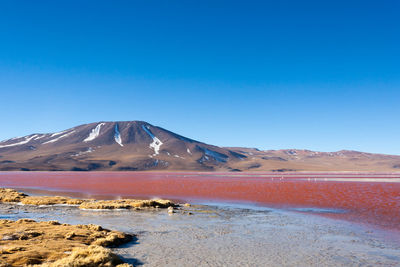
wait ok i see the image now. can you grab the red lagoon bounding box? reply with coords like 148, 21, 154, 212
0, 171, 399, 234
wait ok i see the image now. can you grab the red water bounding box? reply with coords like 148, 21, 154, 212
1, 172, 399, 235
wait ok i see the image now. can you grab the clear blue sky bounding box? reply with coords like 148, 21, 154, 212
0, 1, 399, 154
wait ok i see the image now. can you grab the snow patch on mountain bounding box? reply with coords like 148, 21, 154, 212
84, 123, 105, 142
73, 147, 94, 157
43, 131, 75, 144
114, 124, 123, 147
50, 130, 70, 137
198, 155, 210, 163
34, 135, 46, 140
187, 148, 192, 155
197, 146, 228, 163
0, 135, 38, 148
142, 125, 163, 156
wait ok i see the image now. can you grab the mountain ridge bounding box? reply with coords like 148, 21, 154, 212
0, 121, 399, 172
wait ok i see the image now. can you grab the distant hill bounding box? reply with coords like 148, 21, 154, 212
0, 121, 399, 172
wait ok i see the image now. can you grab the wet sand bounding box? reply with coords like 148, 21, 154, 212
1, 202, 399, 266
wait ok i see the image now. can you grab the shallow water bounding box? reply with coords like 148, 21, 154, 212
0, 171, 399, 235
1, 202, 399, 266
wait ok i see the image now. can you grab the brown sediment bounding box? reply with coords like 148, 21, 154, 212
0, 219, 133, 267
39, 245, 132, 267
21, 196, 85, 205
0, 188, 27, 203
0, 188, 175, 210
79, 199, 174, 210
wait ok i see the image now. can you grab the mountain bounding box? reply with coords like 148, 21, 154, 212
0, 121, 247, 171
224, 148, 400, 172
0, 121, 399, 172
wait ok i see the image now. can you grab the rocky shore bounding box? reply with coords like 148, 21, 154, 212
0, 188, 178, 266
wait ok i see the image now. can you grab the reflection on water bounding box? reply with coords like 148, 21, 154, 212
0, 171, 399, 234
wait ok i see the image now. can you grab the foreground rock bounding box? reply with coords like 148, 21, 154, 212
0, 188, 175, 210
0, 219, 133, 266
